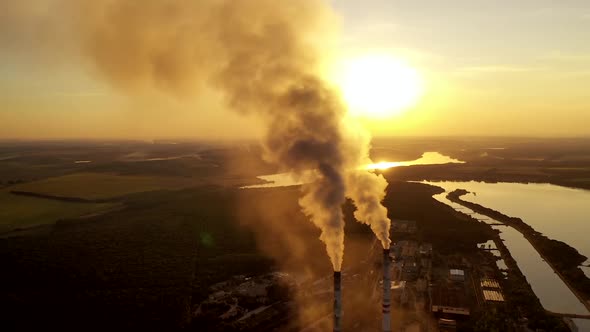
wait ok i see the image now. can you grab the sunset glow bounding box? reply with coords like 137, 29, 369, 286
2, 2, 590, 330
336, 55, 423, 119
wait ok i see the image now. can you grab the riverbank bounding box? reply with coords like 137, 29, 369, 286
435, 190, 569, 330
490, 228, 570, 331
447, 189, 590, 314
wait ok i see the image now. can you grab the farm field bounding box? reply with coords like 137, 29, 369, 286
0, 189, 115, 233
10, 172, 202, 200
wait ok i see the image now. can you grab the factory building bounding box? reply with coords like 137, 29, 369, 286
449, 269, 465, 282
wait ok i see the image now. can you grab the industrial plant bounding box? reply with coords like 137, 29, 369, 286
189, 214, 517, 332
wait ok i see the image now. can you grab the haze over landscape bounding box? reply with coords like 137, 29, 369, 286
1, 1, 590, 332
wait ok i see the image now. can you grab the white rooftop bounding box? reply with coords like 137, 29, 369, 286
450, 269, 465, 276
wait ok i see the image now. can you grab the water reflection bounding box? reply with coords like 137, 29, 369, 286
243, 152, 463, 189
499, 226, 589, 315
426, 181, 590, 269
241, 172, 307, 189
429, 182, 590, 316
365, 151, 464, 170
573, 318, 590, 331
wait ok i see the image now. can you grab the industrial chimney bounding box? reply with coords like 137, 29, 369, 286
334, 271, 342, 332
382, 249, 391, 332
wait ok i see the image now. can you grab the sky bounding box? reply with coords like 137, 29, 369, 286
1, 0, 589, 139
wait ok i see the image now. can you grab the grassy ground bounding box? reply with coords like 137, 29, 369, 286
0, 168, 237, 234
10, 172, 201, 200
0, 190, 115, 233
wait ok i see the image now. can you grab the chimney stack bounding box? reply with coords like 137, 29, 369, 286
383, 249, 391, 332
334, 271, 342, 332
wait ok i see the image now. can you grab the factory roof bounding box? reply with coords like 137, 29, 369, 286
483, 290, 505, 302
431, 305, 470, 316
481, 278, 501, 289
450, 269, 465, 276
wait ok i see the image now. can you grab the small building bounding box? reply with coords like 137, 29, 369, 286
449, 269, 465, 282
432, 305, 470, 316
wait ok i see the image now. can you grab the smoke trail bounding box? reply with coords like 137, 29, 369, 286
344, 125, 392, 249
347, 170, 391, 249
49, 0, 347, 270
2, 0, 394, 268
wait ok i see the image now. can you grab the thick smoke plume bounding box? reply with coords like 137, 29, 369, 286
2, 0, 392, 268
344, 126, 392, 249
70, 0, 347, 270
347, 170, 391, 249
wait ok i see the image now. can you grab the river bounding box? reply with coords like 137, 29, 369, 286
241, 153, 590, 329
425, 181, 590, 272
425, 181, 590, 330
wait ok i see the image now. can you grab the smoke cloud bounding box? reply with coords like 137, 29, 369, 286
70, 0, 347, 270
2, 0, 391, 269
347, 170, 392, 249
343, 126, 392, 249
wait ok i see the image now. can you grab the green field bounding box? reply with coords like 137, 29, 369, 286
1, 172, 206, 234
0, 190, 115, 233
11, 172, 200, 200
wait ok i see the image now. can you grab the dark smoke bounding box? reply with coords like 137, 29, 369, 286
1, 0, 392, 270
73, 0, 347, 270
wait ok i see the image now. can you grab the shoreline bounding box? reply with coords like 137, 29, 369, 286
433, 190, 570, 330
447, 189, 590, 314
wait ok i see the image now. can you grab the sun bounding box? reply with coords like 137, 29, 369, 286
335, 54, 424, 118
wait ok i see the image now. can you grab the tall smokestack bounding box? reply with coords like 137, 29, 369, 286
382, 249, 391, 332
334, 271, 342, 332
